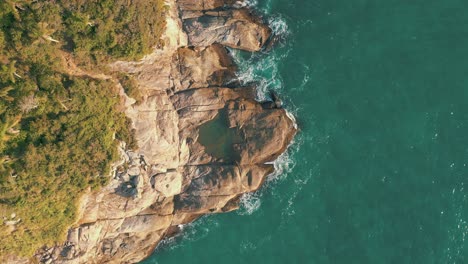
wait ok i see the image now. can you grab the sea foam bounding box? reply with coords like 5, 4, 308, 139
233, 13, 300, 216
234, 0, 258, 8
231, 14, 291, 101
238, 193, 262, 215
152, 216, 220, 254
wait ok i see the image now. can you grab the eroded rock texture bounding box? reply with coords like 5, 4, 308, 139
28, 0, 296, 263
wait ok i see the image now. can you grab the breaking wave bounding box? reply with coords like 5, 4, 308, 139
233, 13, 301, 216
231, 13, 291, 101
238, 129, 302, 215
151, 2, 302, 254
238, 192, 262, 215
152, 216, 220, 254
234, 0, 258, 8
268, 15, 290, 39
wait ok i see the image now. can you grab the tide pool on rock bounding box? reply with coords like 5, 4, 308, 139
198, 109, 243, 163
143, 0, 468, 263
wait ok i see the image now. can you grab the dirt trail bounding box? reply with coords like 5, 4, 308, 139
60, 52, 113, 81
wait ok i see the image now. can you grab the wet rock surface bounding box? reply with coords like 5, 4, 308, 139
18, 0, 297, 263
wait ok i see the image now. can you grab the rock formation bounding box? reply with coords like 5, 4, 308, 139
13, 0, 297, 263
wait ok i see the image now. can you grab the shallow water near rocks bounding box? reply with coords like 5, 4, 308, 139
198, 110, 242, 163
143, 0, 468, 263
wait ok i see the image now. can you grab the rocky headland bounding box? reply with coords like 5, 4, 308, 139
13, 0, 296, 263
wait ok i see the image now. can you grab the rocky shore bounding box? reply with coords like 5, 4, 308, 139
11, 0, 296, 263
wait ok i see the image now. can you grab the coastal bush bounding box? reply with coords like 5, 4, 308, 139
0, 0, 166, 258
119, 73, 143, 105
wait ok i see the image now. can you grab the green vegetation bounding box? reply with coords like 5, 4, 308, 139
0, 0, 166, 258
119, 73, 143, 105
60, 0, 167, 67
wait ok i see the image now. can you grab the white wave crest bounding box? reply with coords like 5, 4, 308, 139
230, 15, 291, 101
231, 52, 286, 101
230, 9, 300, 219
286, 110, 298, 130
238, 135, 300, 216
238, 192, 262, 215
234, 0, 258, 8
152, 216, 219, 253
268, 15, 290, 38
265, 148, 295, 182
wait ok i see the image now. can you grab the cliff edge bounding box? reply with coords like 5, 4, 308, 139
18, 0, 296, 263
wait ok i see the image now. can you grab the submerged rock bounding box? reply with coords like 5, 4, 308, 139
22, 0, 297, 263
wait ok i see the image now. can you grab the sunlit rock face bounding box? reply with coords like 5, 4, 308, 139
26, 1, 296, 263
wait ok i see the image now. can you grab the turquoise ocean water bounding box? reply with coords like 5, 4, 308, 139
143, 0, 468, 263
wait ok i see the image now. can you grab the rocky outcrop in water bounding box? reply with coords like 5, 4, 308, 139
15, 1, 297, 263
182, 8, 271, 51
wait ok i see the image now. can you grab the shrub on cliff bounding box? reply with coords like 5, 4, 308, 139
0, 0, 166, 258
